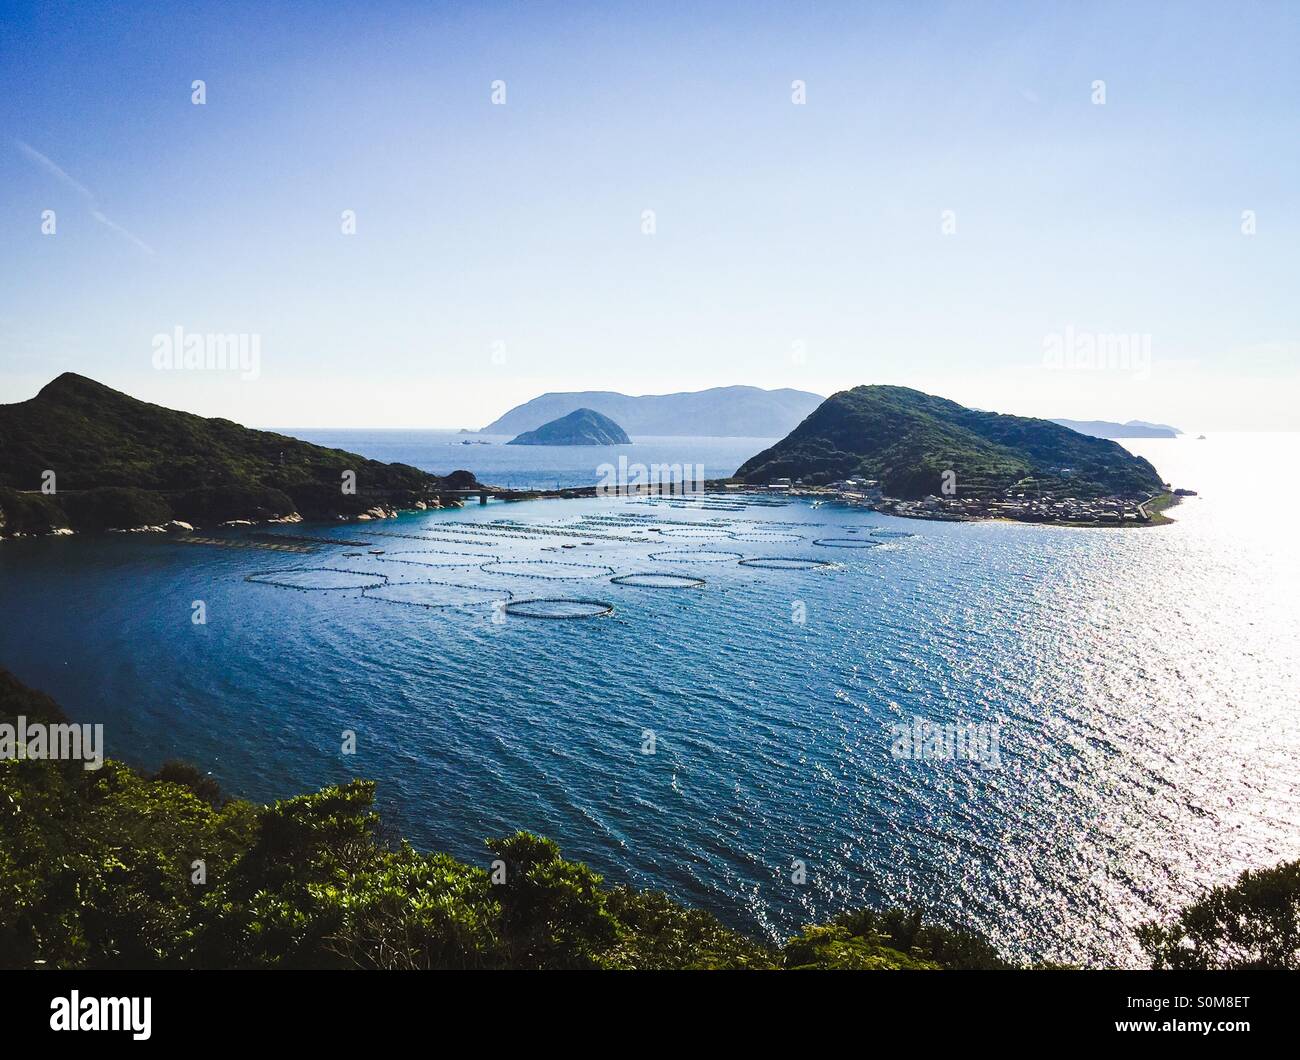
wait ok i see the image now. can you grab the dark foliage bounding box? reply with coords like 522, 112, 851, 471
62, 487, 173, 532
0, 488, 69, 534
783, 907, 1009, 969
169, 485, 296, 525
151, 761, 226, 808
1138, 860, 1300, 969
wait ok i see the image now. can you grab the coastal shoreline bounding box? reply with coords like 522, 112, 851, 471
855, 491, 1183, 529
704, 480, 1182, 530
0, 486, 1185, 541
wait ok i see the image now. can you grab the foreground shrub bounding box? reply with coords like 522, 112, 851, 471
1138, 860, 1300, 969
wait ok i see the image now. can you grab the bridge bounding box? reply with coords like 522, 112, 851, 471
442, 481, 728, 505
439, 485, 598, 505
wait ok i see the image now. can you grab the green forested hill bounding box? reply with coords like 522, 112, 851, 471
735, 385, 1164, 499
0, 373, 477, 532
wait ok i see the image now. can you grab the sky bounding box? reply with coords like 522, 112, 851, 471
1, 0, 1296, 430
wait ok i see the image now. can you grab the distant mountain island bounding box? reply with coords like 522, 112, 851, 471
736, 385, 1164, 502
0, 373, 479, 537
1051, 418, 1182, 439
507, 408, 631, 446
481, 386, 822, 437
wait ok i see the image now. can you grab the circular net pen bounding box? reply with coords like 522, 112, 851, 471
479, 559, 616, 580
737, 556, 834, 571
362, 580, 514, 610
655, 526, 735, 540
610, 572, 705, 589
648, 548, 744, 564
575, 517, 663, 530
245, 567, 390, 591
812, 537, 883, 549
503, 598, 614, 620
374, 549, 498, 568
731, 531, 804, 543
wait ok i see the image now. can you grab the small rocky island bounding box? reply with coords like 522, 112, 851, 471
507, 407, 631, 446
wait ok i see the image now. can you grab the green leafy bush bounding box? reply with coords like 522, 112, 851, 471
1138, 860, 1300, 969
784, 908, 1008, 969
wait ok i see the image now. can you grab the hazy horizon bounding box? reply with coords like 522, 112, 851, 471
3, 371, 1270, 435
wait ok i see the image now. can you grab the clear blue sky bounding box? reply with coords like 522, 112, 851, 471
1, 0, 1296, 429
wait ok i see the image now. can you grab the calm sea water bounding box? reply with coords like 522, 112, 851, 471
1, 433, 1297, 966
280, 429, 774, 490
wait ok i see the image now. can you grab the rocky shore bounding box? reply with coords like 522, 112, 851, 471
0, 490, 468, 542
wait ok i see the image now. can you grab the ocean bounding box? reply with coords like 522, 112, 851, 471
281, 430, 773, 491
1, 431, 1296, 966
